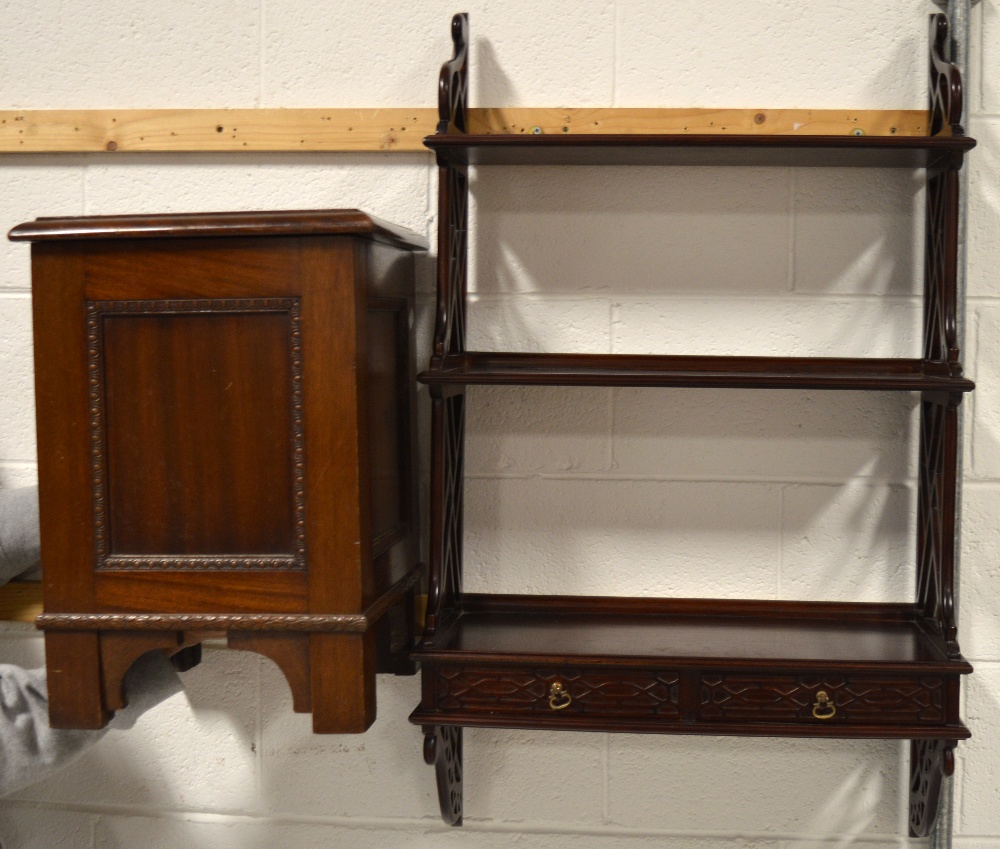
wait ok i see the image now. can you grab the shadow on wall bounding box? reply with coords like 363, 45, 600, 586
460, 148, 925, 602
475, 38, 516, 112
7, 647, 259, 832
469, 165, 923, 351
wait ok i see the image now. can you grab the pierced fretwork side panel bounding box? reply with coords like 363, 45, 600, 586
424, 393, 465, 643
923, 167, 961, 368
910, 738, 955, 837
425, 18, 470, 648
434, 164, 469, 358
917, 396, 960, 656
424, 725, 463, 826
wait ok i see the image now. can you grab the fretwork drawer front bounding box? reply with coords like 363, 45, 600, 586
435, 665, 682, 719
698, 674, 947, 726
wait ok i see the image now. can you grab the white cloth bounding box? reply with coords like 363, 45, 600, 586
0, 486, 41, 583
0, 486, 184, 797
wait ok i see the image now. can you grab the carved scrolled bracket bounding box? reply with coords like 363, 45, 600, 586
438, 13, 469, 134
929, 14, 964, 137
909, 738, 956, 837
430, 16, 469, 361
424, 725, 463, 825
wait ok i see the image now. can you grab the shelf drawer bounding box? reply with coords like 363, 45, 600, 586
434, 665, 682, 719
698, 674, 948, 726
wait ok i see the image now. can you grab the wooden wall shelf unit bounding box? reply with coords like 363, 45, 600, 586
410, 13, 975, 836
9, 209, 427, 734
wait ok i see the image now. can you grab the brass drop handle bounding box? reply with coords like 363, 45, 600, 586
812, 690, 836, 720
548, 681, 572, 711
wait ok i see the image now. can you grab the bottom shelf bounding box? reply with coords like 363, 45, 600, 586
411, 595, 971, 739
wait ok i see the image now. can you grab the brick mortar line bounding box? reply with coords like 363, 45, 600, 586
0, 800, 917, 842
465, 292, 926, 304
464, 472, 917, 486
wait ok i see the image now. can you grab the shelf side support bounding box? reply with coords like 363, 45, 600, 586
930, 4, 975, 846
423, 12, 470, 826
913, 12, 969, 840
921, 12, 967, 667
932, 3, 975, 848
425, 12, 469, 649
423, 725, 463, 826
911, 739, 957, 837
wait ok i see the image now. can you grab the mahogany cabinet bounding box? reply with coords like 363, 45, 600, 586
411, 13, 975, 836
9, 209, 427, 734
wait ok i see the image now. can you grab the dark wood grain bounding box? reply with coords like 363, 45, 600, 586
43, 632, 107, 729
425, 133, 975, 168
101, 305, 297, 561
412, 601, 969, 671
422, 352, 975, 392
9, 209, 428, 251
410, 708, 969, 740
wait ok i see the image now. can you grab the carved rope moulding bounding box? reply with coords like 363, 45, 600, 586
37, 612, 369, 632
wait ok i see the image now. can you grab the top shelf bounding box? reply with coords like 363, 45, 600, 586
425, 132, 976, 168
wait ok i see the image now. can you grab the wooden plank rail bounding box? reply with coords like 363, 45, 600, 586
0, 108, 927, 153
0, 583, 42, 624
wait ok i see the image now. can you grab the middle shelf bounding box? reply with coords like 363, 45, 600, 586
420, 352, 975, 391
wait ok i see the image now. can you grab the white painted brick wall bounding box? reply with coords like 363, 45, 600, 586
606, 736, 904, 834
1, 2, 998, 847
0, 2, 262, 109
0, 296, 36, 464
615, 2, 927, 110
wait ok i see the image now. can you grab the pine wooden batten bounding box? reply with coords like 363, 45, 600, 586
0, 108, 927, 153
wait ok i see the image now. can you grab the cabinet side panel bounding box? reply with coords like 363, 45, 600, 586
366, 306, 406, 548
99, 306, 297, 562
299, 237, 367, 613
365, 242, 420, 600
82, 240, 299, 301
31, 244, 97, 613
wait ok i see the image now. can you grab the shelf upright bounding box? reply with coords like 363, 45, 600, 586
420, 11, 470, 827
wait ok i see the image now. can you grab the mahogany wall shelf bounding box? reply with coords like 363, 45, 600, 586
425, 132, 974, 168
411, 13, 975, 837
10, 209, 427, 734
